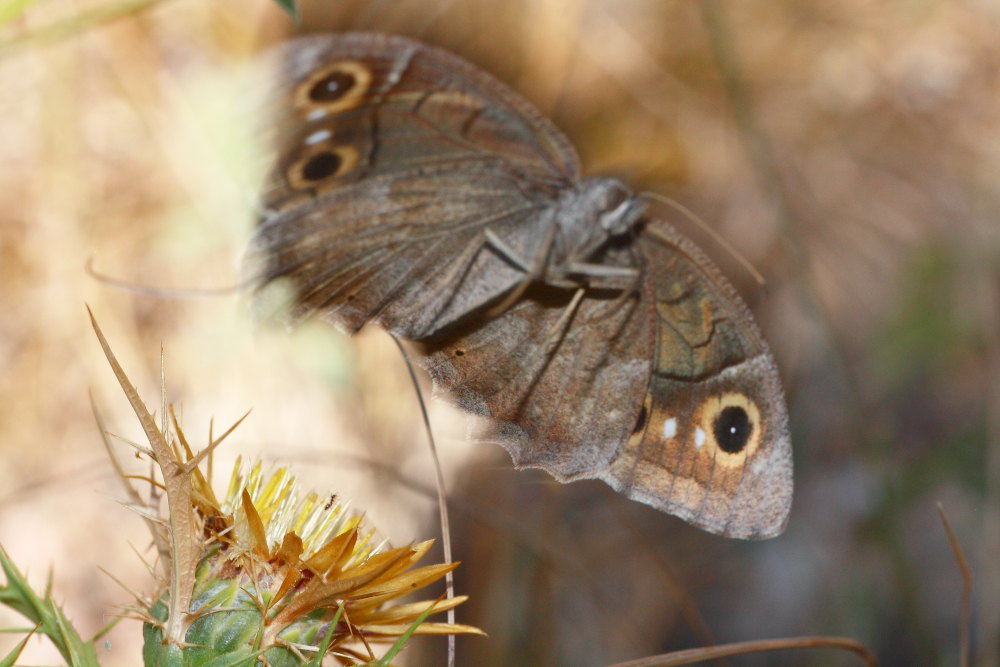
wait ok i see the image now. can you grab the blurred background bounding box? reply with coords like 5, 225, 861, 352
0, 0, 997, 665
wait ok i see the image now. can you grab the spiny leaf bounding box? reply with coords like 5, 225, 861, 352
0, 623, 35, 667
0, 547, 100, 666
54, 609, 100, 666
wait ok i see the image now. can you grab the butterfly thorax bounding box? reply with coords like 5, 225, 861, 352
546, 176, 647, 284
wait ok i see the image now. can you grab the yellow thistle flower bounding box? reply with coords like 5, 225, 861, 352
90, 310, 482, 666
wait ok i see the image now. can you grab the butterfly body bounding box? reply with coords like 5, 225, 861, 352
252, 32, 793, 539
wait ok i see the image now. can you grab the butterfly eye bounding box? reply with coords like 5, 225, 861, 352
604, 185, 628, 212
596, 181, 643, 235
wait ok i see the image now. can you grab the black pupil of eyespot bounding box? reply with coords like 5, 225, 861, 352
301, 152, 341, 181
714, 406, 752, 454
309, 71, 355, 102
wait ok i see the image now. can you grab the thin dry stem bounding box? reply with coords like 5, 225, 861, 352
392, 335, 457, 667
606, 635, 877, 667
938, 503, 971, 667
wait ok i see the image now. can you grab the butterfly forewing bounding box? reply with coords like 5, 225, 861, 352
253, 33, 581, 337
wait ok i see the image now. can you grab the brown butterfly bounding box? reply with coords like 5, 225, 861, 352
250, 32, 792, 539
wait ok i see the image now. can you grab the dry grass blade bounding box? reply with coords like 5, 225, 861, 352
606, 636, 878, 667
937, 503, 971, 667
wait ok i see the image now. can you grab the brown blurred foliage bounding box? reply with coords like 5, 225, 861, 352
0, 0, 997, 665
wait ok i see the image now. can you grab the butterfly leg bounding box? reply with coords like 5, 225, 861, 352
562, 261, 638, 283
543, 287, 586, 344
484, 217, 561, 317
566, 249, 645, 322
482, 228, 533, 272
380, 220, 552, 335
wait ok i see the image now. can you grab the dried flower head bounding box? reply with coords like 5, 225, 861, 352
90, 310, 481, 666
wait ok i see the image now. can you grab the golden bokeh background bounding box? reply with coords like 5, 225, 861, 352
1, 0, 997, 665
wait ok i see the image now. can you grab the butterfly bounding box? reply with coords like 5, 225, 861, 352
250, 32, 792, 539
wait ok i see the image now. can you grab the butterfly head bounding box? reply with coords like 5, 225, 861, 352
588, 177, 647, 237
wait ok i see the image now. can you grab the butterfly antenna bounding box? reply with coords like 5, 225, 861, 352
86, 256, 249, 298
390, 335, 457, 667
641, 191, 766, 288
